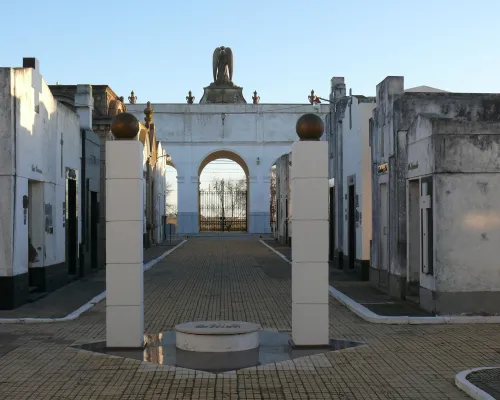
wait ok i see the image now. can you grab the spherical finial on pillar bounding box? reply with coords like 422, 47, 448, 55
110, 112, 140, 140
296, 113, 324, 141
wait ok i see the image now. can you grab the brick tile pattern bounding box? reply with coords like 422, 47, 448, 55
0, 237, 499, 399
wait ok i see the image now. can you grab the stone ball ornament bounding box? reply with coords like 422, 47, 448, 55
296, 113, 325, 141
110, 112, 140, 140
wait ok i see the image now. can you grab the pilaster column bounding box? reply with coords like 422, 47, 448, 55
291, 114, 329, 346
176, 170, 199, 234
106, 113, 144, 348
248, 175, 270, 233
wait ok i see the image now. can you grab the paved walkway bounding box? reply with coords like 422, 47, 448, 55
0, 237, 499, 399
262, 237, 431, 317
0, 240, 184, 319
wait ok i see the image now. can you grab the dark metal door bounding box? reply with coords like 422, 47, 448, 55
66, 179, 78, 275
90, 192, 98, 270
348, 184, 356, 270
329, 186, 335, 262
199, 189, 247, 232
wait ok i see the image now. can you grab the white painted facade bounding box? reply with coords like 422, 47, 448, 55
340, 96, 375, 264
137, 123, 169, 245
127, 104, 329, 234
0, 60, 81, 306
327, 77, 375, 278
153, 141, 168, 243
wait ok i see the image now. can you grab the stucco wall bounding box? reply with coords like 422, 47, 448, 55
127, 103, 328, 233
341, 97, 375, 261
408, 115, 500, 294
435, 173, 500, 292
371, 75, 500, 299
0, 69, 14, 276
0, 67, 81, 278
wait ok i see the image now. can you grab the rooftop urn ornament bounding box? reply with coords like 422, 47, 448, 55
212, 46, 234, 84
128, 90, 137, 104
144, 101, 154, 128
308, 90, 321, 104
296, 113, 324, 141
186, 90, 195, 104
252, 90, 260, 104
110, 112, 140, 140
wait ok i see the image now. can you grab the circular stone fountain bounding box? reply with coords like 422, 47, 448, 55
175, 321, 261, 372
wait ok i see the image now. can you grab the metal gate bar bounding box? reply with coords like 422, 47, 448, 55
199, 189, 247, 232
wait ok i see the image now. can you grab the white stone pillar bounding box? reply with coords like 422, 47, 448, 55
177, 177, 199, 234
105, 140, 144, 348
248, 176, 270, 234
291, 139, 329, 346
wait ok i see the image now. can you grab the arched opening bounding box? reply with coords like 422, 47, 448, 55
198, 150, 249, 232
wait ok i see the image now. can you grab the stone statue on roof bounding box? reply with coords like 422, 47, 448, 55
213, 46, 234, 84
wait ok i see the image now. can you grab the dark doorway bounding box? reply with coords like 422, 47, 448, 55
285, 196, 289, 245
66, 178, 78, 276
27, 180, 43, 290
348, 184, 356, 270
407, 179, 420, 297
90, 192, 98, 270
329, 186, 335, 262
420, 176, 434, 275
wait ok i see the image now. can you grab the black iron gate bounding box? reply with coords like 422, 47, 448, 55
199, 189, 247, 232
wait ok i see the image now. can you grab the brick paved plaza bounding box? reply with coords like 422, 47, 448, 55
0, 237, 499, 399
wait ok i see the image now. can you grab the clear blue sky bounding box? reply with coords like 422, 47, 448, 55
2, 0, 499, 103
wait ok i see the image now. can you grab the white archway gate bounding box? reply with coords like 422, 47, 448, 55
128, 103, 329, 234
105, 111, 331, 349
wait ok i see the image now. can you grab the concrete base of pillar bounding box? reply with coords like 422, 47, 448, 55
177, 212, 198, 234
249, 211, 271, 234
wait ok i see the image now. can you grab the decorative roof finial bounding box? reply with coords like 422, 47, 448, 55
186, 90, 195, 104
144, 101, 154, 128
128, 90, 137, 104
252, 90, 260, 105
308, 90, 321, 105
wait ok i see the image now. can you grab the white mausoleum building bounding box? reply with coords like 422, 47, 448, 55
327, 77, 375, 279
370, 76, 500, 314
0, 58, 101, 309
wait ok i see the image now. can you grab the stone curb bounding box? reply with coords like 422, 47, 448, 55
259, 239, 500, 325
0, 240, 187, 324
455, 367, 499, 400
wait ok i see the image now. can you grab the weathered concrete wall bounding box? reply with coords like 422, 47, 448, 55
327, 77, 348, 266
0, 69, 14, 279
435, 174, 500, 290
407, 115, 500, 313
371, 75, 500, 299
127, 103, 328, 234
